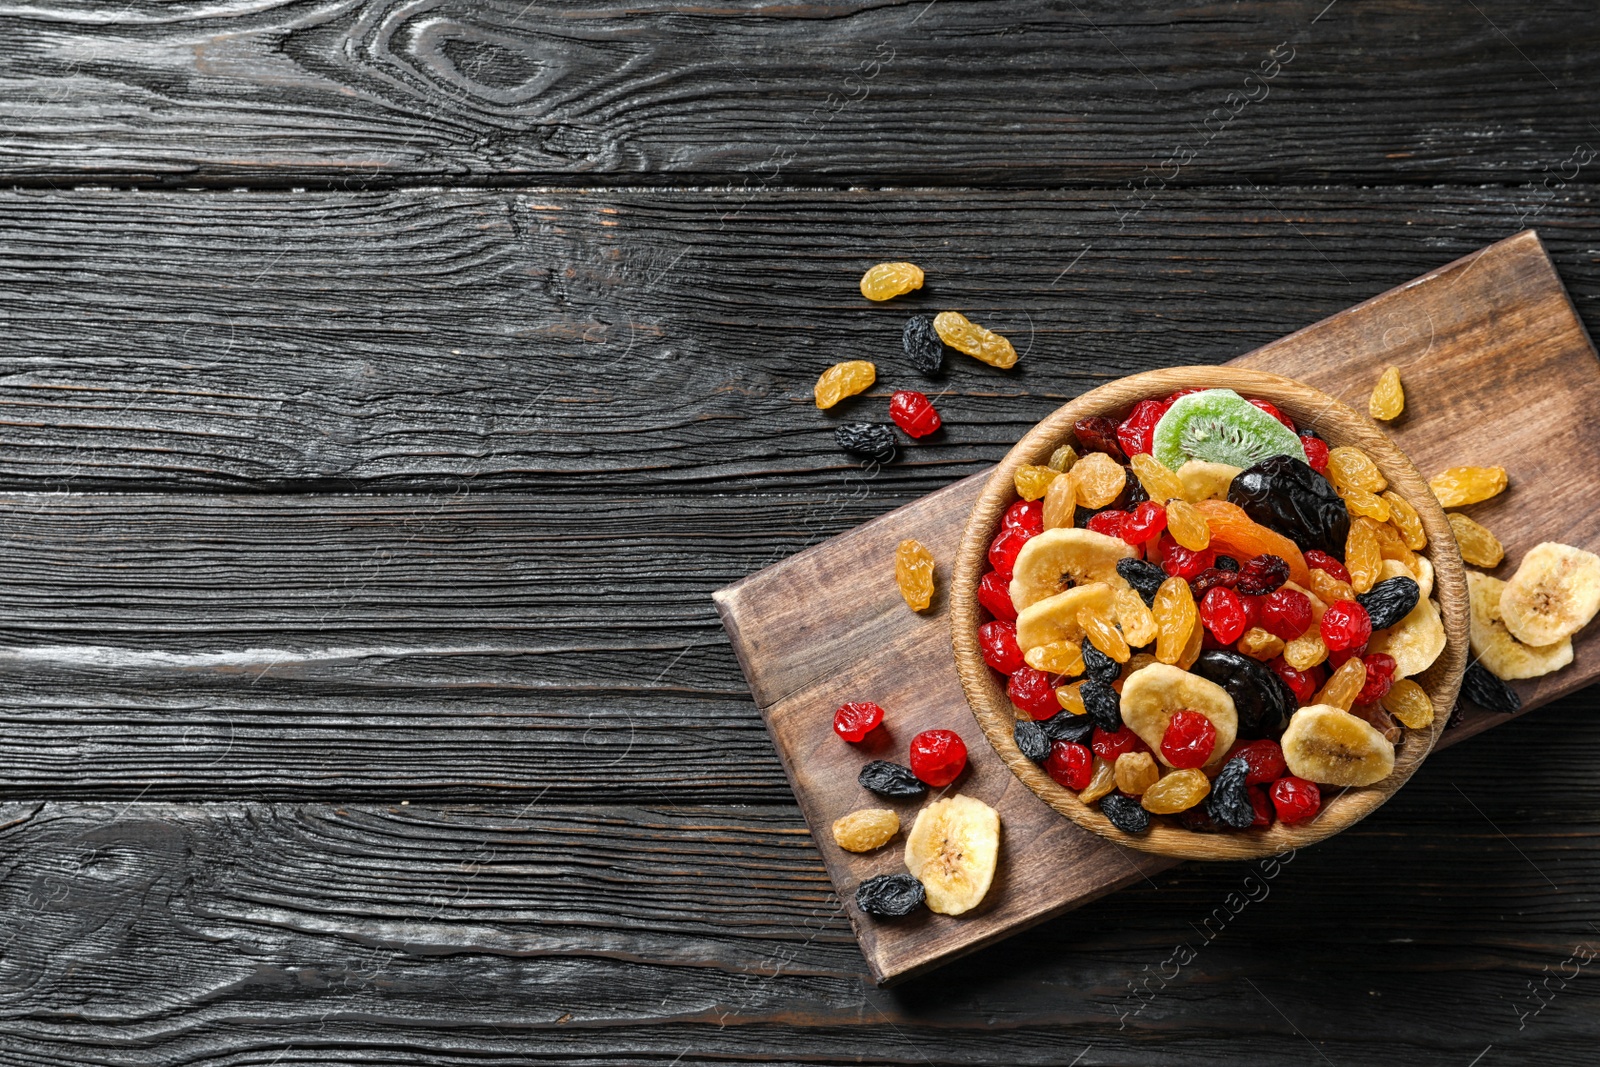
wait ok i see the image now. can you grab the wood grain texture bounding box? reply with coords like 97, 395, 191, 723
1, 0, 1599, 187
717, 233, 1600, 982
4, 185, 1600, 493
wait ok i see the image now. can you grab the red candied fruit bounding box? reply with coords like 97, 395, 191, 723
1260, 587, 1313, 640
1116, 399, 1172, 458
1356, 652, 1397, 705
978, 620, 1025, 674
1122, 500, 1167, 545
1159, 536, 1216, 581
1328, 642, 1368, 669
1249, 784, 1274, 827
1008, 667, 1061, 719
1200, 586, 1250, 644
1271, 775, 1321, 824
1270, 656, 1322, 705
1164, 387, 1207, 403
977, 570, 1018, 622
1248, 397, 1296, 432
1300, 434, 1330, 474
833, 701, 885, 742
888, 390, 942, 438
909, 729, 968, 787
1086, 510, 1129, 538
1227, 738, 1288, 785
1320, 600, 1373, 652
1240, 593, 1263, 633
1160, 709, 1217, 769
1045, 740, 1094, 791
1073, 416, 1127, 462
1303, 549, 1350, 582
1236, 553, 1290, 596
1091, 725, 1149, 762
988, 525, 1032, 578
1002, 499, 1044, 536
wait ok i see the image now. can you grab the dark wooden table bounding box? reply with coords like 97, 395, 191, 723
1, 2, 1598, 1063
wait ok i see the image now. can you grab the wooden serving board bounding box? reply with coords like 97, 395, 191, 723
712, 230, 1600, 986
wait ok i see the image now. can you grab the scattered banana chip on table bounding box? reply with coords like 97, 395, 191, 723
1466, 570, 1573, 681
1497, 542, 1600, 648
904, 794, 1000, 916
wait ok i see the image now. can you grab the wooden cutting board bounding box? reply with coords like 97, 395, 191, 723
712, 230, 1600, 986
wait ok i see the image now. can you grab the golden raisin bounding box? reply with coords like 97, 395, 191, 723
1118, 652, 1159, 692
1283, 626, 1329, 670
1314, 656, 1367, 711
1341, 486, 1391, 523
1080, 757, 1117, 804
1056, 681, 1088, 715
1309, 568, 1355, 605
933, 310, 1018, 369
1448, 512, 1504, 567
1014, 464, 1061, 501
1178, 616, 1205, 669
1346, 516, 1383, 594
859, 262, 923, 301
1130, 453, 1185, 503
1114, 586, 1158, 648
1237, 627, 1285, 662
1152, 576, 1197, 665
1078, 608, 1130, 663
1371, 518, 1416, 568
1025, 640, 1085, 676
1382, 491, 1427, 550
1382, 678, 1435, 730
894, 539, 935, 612
1141, 768, 1211, 814
1165, 498, 1212, 551
1429, 465, 1507, 508
1369, 365, 1404, 421
1048, 445, 1078, 472
1042, 471, 1077, 530
1326, 446, 1387, 494
814, 360, 875, 409
1071, 451, 1126, 509
1115, 751, 1160, 795
832, 808, 899, 852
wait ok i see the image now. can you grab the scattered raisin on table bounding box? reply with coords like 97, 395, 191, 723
832, 808, 900, 852
1369, 366, 1405, 421
902, 315, 951, 374
894, 538, 936, 612
933, 311, 1018, 368
1462, 660, 1521, 714
855, 873, 926, 916
858, 760, 928, 798
835, 423, 896, 463
814, 360, 876, 409
1447, 512, 1504, 567
1429, 465, 1507, 508
859, 262, 924, 301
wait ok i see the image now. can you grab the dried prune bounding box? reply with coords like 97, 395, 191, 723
858, 760, 928, 798
835, 423, 896, 463
1073, 416, 1127, 462
1462, 660, 1521, 714
1355, 576, 1419, 631
855, 873, 926, 917
1100, 792, 1151, 833
1228, 454, 1350, 557
903, 315, 953, 375
1116, 557, 1166, 605
1205, 756, 1255, 830
1188, 649, 1296, 739
1081, 640, 1121, 684
1080, 679, 1123, 732
1041, 710, 1096, 744
1014, 719, 1051, 762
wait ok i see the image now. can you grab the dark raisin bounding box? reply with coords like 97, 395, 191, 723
1081, 641, 1121, 684
1462, 661, 1521, 714
1073, 416, 1127, 463
858, 760, 928, 798
835, 423, 897, 463
1205, 756, 1255, 830
1299, 426, 1323, 441
855, 873, 926, 917
1081, 679, 1122, 732
1228, 454, 1350, 557
1014, 719, 1051, 763
1190, 566, 1240, 597
1109, 465, 1149, 511
1188, 649, 1297, 740
1236, 554, 1290, 596
1075, 505, 1108, 530
1215, 555, 1240, 572
1117, 558, 1166, 606
1041, 710, 1095, 744
902, 315, 953, 376
1447, 702, 1466, 730
1177, 806, 1218, 832
1356, 576, 1420, 632
1100, 792, 1151, 833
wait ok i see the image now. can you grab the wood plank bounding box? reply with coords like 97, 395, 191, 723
3, 185, 1600, 493
1, 1, 1598, 187
716, 232, 1600, 983
0, 718, 1598, 1066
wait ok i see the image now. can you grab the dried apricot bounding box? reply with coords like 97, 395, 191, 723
895, 539, 935, 611
1190, 499, 1311, 588
1429, 465, 1507, 507
1326, 446, 1387, 494
1448, 512, 1504, 567
933, 311, 1018, 369
814, 360, 875, 409
860, 262, 924, 301
1369, 366, 1404, 421
833, 808, 900, 852
1382, 491, 1427, 550
1014, 464, 1061, 501
1072, 452, 1127, 509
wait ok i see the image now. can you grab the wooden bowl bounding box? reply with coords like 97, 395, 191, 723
950, 367, 1469, 861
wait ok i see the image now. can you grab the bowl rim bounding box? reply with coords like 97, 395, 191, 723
949, 366, 1469, 861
